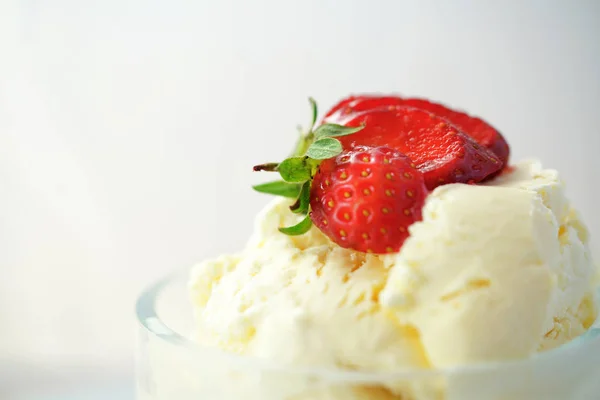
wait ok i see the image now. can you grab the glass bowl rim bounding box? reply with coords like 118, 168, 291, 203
135, 268, 600, 382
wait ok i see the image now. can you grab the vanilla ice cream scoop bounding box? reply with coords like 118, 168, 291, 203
188, 160, 597, 398
380, 161, 596, 367
189, 198, 430, 370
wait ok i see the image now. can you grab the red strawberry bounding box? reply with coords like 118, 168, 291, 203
253, 96, 509, 255
335, 107, 502, 190
324, 95, 510, 166
310, 146, 427, 254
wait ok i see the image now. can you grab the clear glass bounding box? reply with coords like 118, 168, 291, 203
135, 270, 600, 400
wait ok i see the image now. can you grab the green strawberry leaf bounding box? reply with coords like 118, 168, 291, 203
253, 181, 302, 198
308, 97, 318, 131
253, 97, 366, 238
306, 137, 343, 160
314, 123, 364, 139
279, 214, 313, 235
278, 157, 312, 182
290, 181, 311, 214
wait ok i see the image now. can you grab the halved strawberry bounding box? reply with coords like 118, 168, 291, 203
336, 107, 502, 189
324, 95, 510, 166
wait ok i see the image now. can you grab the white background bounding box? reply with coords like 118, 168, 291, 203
1, 0, 599, 397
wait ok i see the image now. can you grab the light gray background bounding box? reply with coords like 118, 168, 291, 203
1, 0, 599, 397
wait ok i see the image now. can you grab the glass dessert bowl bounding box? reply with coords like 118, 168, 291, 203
136, 271, 600, 400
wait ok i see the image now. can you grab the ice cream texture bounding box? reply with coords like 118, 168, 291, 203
188, 160, 597, 383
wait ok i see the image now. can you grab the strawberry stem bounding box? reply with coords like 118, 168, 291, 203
291, 131, 315, 158
253, 163, 279, 172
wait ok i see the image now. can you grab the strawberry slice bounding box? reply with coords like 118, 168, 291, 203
324, 95, 510, 166
336, 107, 502, 190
